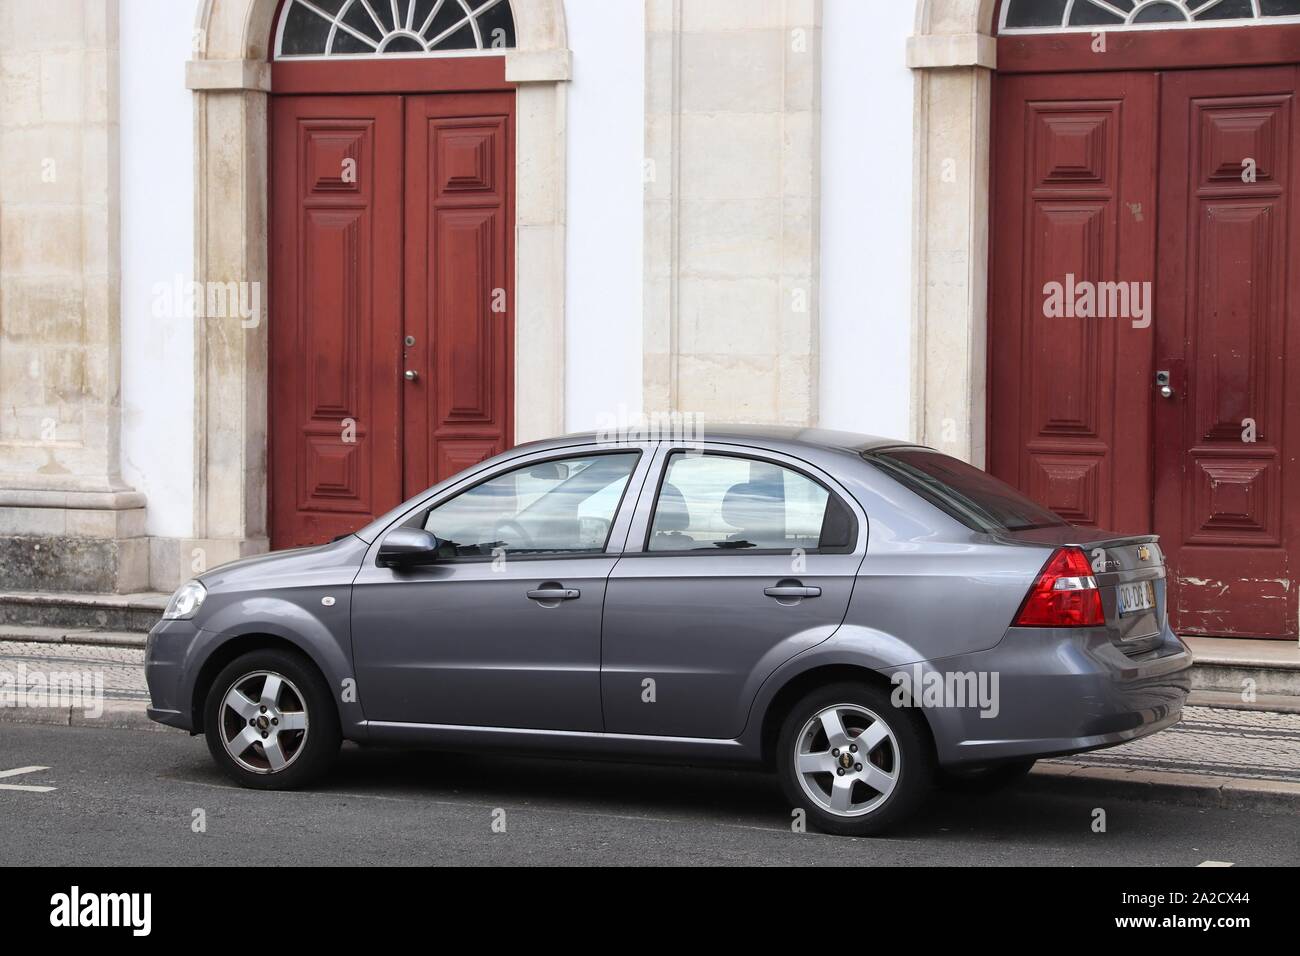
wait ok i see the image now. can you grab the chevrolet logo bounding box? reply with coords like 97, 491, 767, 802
1137, 545, 1151, 562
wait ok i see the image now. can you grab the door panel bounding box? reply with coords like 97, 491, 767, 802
350, 446, 653, 731
1154, 67, 1300, 638
601, 448, 865, 740
351, 557, 615, 731
602, 554, 861, 739
271, 92, 514, 549
991, 65, 1300, 639
271, 97, 404, 549
990, 73, 1158, 533
403, 94, 514, 499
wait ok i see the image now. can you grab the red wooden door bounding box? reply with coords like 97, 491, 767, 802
270, 92, 514, 550
1153, 66, 1300, 639
990, 73, 1158, 533
270, 96, 404, 549
403, 93, 514, 490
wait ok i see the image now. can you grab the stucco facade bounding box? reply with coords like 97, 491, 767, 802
0, 0, 981, 593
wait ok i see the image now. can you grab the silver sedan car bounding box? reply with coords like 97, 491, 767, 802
146, 427, 1192, 836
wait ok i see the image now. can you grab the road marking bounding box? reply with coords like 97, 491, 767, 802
1197, 860, 1233, 867
0, 766, 56, 793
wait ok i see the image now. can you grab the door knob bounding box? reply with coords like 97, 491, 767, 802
404, 370, 419, 382
1159, 385, 1174, 399
1155, 369, 1174, 399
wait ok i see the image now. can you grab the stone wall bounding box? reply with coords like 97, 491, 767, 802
0, 0, 148, 592
644, 0, 822, 426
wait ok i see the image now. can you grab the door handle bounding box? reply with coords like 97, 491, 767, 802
404, 370, 419, 382
1155, 369, 1174, 399
764, 585, 821, 599
526, 588, 580, 601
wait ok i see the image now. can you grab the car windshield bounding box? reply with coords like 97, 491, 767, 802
865, 447, 1067, 533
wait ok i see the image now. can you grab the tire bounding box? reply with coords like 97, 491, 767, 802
203, 648, 341, 790
937, 759, 1037, 794
776, 681, 934, 837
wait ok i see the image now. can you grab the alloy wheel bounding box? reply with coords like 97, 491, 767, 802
794, 703, 900, 816
219, 670, 310, 774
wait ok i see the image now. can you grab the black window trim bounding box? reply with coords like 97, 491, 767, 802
635, 447, 860, 557
384, 447, 645, 566
862, 445, 1068, 534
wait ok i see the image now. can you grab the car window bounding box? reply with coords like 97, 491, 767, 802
865, 447, 1067, 532
647, 452, 852, 552
421, 452, 639, 557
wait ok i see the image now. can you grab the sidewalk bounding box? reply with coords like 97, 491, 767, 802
2, 637, 1299, 809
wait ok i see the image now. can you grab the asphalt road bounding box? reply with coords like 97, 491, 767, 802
0, 723, 1295, 866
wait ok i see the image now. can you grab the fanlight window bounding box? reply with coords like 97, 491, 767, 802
1000, 0, 1300, 32
275, 0, 517, 58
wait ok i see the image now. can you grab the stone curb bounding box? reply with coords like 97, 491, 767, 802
0, 699, 176, 733
1031, 761, 1300, 814
0, 626, 147, 648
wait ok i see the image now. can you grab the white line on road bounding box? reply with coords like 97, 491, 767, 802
1196, 860, 1234, 867
0, 765, 56, 793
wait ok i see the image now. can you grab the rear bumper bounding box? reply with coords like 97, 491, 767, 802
887, 624, 1193, 769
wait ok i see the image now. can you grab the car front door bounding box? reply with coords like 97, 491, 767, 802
601, 445, 867, 739
351, 445, 652, 731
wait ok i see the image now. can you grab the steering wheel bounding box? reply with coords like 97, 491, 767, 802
492, 518, 534, 549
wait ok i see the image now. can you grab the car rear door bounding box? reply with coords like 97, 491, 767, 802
600, 444, 868, 740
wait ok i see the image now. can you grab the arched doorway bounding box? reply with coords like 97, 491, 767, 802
988, 0, 1300, 638
269, 0, 519, 548
186, 0, 571, 562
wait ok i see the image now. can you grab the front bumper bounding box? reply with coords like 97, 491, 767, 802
144, 618, 201, 732
887, 624, 1193, 769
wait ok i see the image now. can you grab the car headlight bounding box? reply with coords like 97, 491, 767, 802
162, 580, 207, 621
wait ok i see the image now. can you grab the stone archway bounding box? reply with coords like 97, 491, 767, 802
178, 0, 572, 574
907, 0, 998, 466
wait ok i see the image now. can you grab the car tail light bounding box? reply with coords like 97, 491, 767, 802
1013, 547, 1105, 627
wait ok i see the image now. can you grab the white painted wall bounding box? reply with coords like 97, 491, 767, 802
114, 0, 911, 545
562, 0, 644, 432
119, 0, 196, 536
819, 0, 916, 441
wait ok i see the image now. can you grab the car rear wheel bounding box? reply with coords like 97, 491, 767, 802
203, 649, 340, 790
776, 681, 934, 836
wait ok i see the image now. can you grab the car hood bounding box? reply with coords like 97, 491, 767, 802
196, 536, 367, 590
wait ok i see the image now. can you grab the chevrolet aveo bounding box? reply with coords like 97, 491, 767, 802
146, 427, 1192, 836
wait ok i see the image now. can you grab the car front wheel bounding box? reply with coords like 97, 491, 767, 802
776, 681, 934, 836
203, 649, 341, 790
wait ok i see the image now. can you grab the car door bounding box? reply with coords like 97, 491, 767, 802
351, 445, 653, 731
601, 444, 867, 739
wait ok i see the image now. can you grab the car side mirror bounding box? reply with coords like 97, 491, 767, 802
377, 528, 443, 567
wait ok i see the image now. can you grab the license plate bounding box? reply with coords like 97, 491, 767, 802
1116, 580, 1156, 616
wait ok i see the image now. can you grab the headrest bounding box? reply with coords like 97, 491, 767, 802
721, 481, 781, 529
656, 482, 691, 532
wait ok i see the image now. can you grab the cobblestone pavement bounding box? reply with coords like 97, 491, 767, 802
0, 641, 148, 702
2, 641, 1298, 784
1046, 705, 1300, 783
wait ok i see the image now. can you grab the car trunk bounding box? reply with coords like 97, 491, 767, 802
997, 527, 1167, 656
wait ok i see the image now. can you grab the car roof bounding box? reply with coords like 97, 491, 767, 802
517, 424, 919, 457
